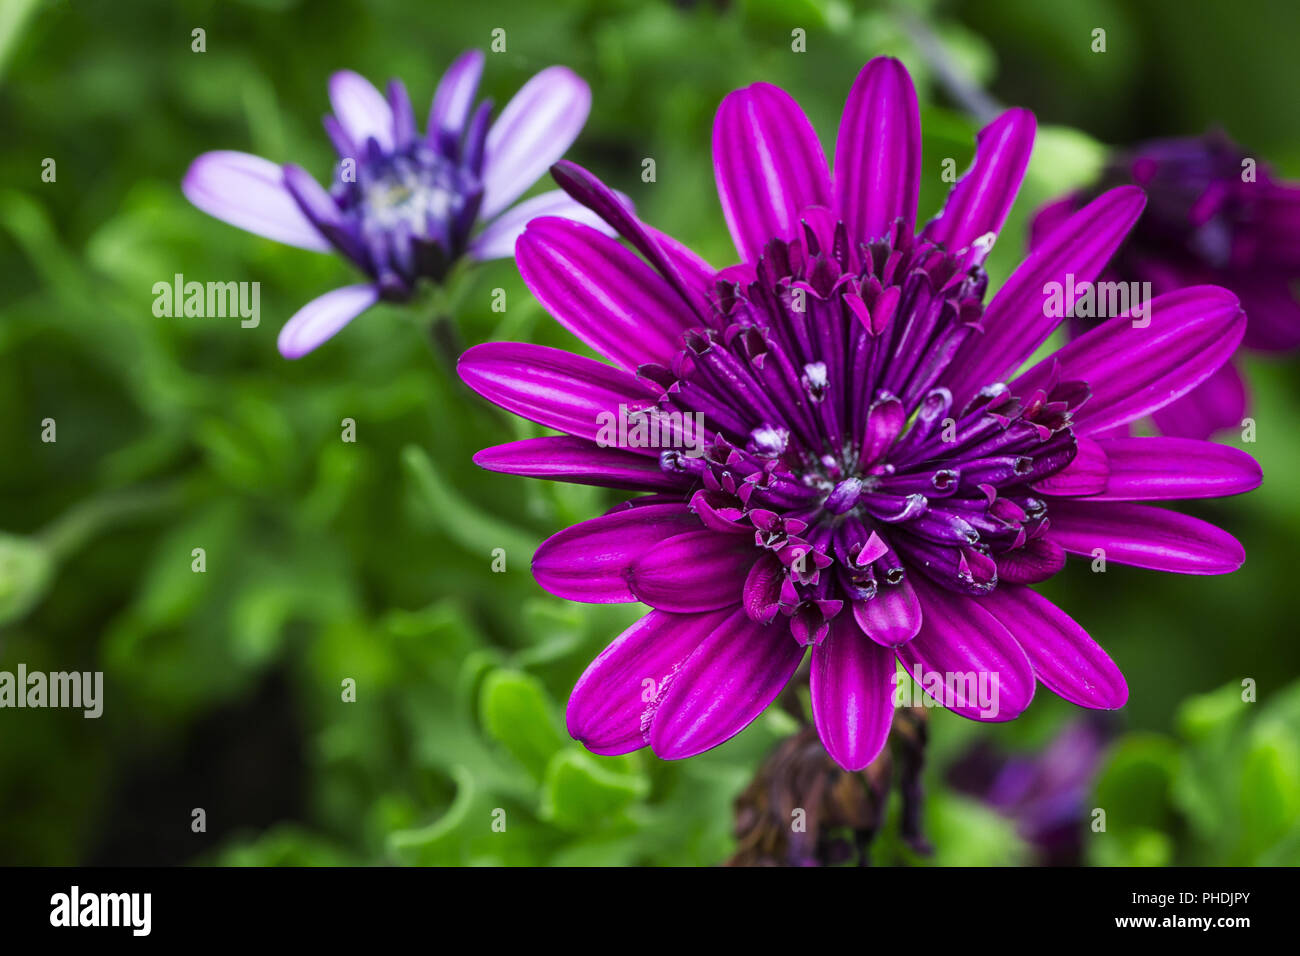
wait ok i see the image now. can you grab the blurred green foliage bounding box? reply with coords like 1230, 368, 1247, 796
1, 0, 1297, 865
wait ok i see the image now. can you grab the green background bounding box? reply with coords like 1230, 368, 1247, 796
1, 0, 1297, 865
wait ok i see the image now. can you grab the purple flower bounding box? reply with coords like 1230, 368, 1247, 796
458, 58, 1261, 772
184, 51, 609, 358
1031, 132, 1300, 438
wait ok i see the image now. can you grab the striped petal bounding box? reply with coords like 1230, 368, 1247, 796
811, 613, 897, 771
713, 82, 832, 263
183, 151, 332, 252
1046, 500, 1245, 574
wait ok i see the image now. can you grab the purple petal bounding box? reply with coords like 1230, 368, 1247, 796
328, 70, 394, 152
428, 49, 485, 142
629, 530, 755, 612
852, 576, 921, 647
649, 608, 805, 759
567, 608, 730, 755
811, 613, 896, 771
1089, 435, 1261, 500
712, 82, 832, 263
457, 341, 659, 443
532, 503, 701, 602
1045, 500, 1245, 574
276, 284, 378, 359
1030, 436, 1110, 497
834, 57, 921, 246
897, 575, 1036, 722
550, 161, 716, 325
514, 217, 696, 370
922, 108, 1036, 251
481, 66, 591, 220
183, 151, 332, 252
1012, 286, 1246, 435
945, 187, 1146, 408
469, 189, 622, 261
1150, 359, 1248, 440
474, 436, 685, 492
980, 586, 1128, 709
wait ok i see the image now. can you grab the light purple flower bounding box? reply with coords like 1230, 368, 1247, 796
458, 58, 1262, 772
184, 51, 611, 358
1031, 132, 1300, 438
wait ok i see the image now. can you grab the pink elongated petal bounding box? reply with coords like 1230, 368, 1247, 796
469, 190, 622, 261
897, 575, 1036, 722
649, 608, 805, 759
473, 436, 685, 492
1045, 499, 1245, 574
567, 608, 731, 755
811, 614, 896, 771
946, 186, 1146, 407
532, 503, 702, 602
629, 530, 755, 612
852, 577, 921, 647
457, 341, 659, 444
834, 57, 921, 246
428, 49, 485, 140
277, 284, 378, 358
980, 586, 1128, 709
1013, 286, 1246, 435
182, 151, 332, 252
713, 82, 832, 263
1090, 436, 1261, 500
514, 217, 695, 370
922, 108, 1036, 251
481, 66, 591, 220
1150, 359, 1248, 440
329, 70, 394, 151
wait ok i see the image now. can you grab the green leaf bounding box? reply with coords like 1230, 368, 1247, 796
478, 669, 567, 780
539, 748, 650, 831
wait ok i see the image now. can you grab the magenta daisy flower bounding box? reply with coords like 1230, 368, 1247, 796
458, 58, 1261, 771
1031, 132, 1300, 438
184, 51, 607, 358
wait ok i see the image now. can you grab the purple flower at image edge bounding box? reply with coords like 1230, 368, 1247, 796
458, 57, 1262, 772
948, 717, 1113, 866
183, 50, 612, 358
1031, 132, 1300, 438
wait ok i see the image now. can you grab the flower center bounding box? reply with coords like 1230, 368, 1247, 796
644, 219, 1086, 642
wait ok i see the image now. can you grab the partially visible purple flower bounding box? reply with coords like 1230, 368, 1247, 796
1031, 132, 1300, 438
459, 58, 1261, 773
948, 717, 1112, 866
184, 51, 611, 358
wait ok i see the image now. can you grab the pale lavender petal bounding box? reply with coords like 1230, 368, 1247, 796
183, 151, 332, 252
649, 608, 805, 759
834, 57, 921, 246
712, 82, 832, 263
629, 530, 756, 612
897, 575, 1036, 722
457, 341, 660, 443
1012, 286, 1246, 435
532, 502, 701, 602
277, 284, 378, 359
567, 608, 730, 755
980, 586, 1128, 709
469, 190, 623, 261
329, 70, 394, 151
481, 66, 591, 220
1046, 500, 1245, 574
428, 49, 485, 141
514, 217, 695, 370
811, 613, 896, 771
923, 108, 1036, 251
